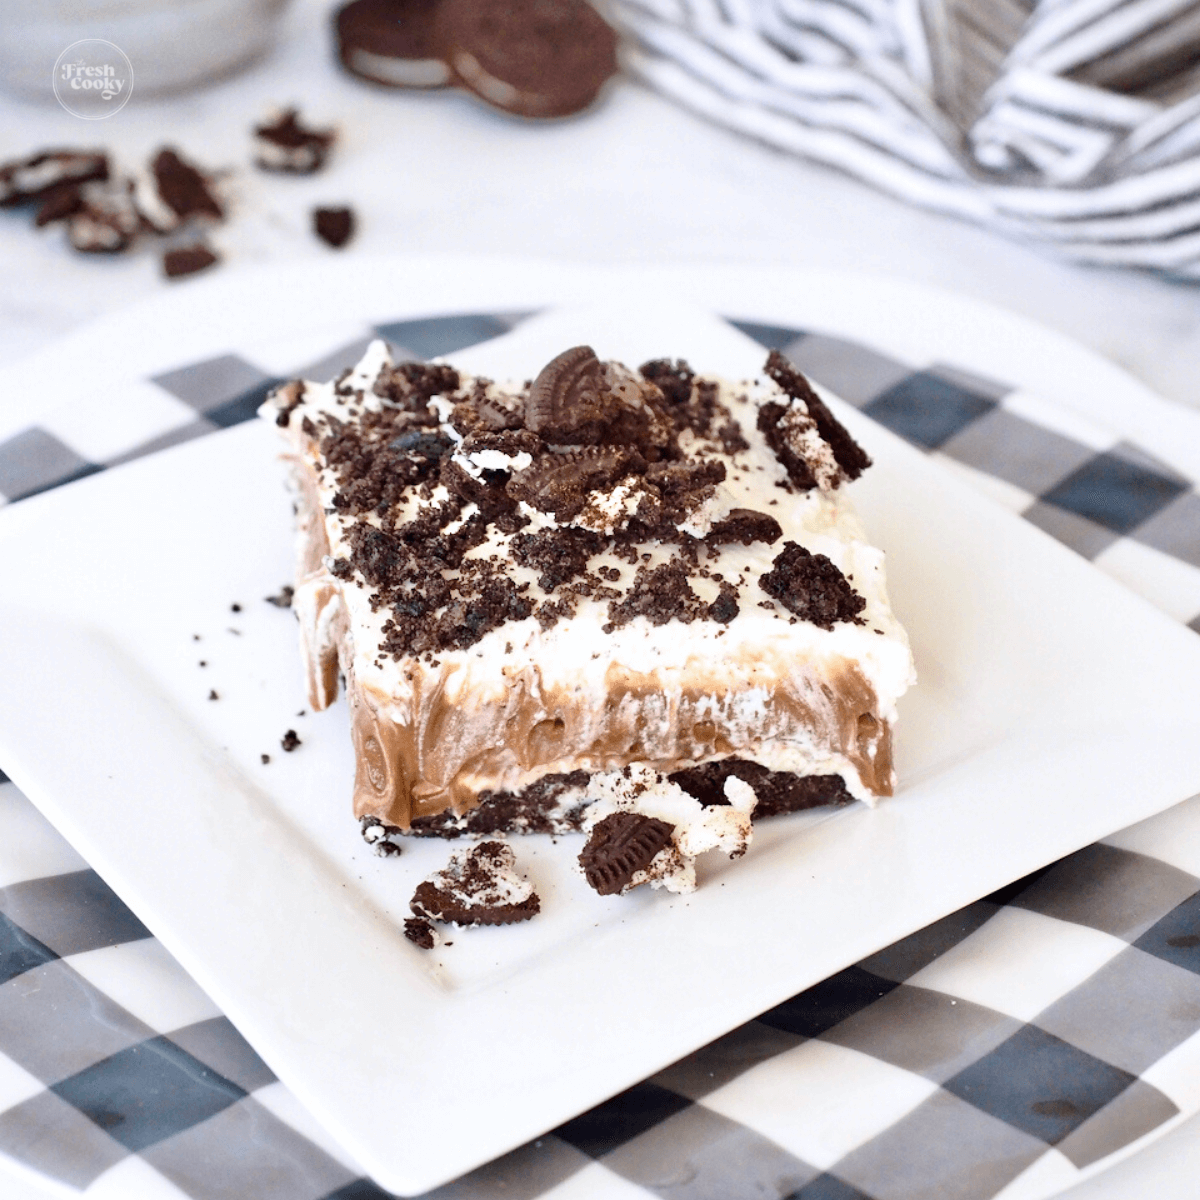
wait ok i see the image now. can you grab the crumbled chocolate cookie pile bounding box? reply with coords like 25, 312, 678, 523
759, 541, 867, 629
286, 347, 870, 657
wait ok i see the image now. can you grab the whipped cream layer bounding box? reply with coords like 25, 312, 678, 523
263, 340, 915, 833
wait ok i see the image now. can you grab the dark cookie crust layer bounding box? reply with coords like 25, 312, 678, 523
669, 761, 854, 818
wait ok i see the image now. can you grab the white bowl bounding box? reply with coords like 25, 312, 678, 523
1, 0, 290, 101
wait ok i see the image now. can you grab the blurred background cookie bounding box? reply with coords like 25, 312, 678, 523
335, 0, 450, 89
435, 0, 618, 119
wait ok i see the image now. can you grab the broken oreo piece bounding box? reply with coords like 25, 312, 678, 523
507, 445, 645, 521
707, 508, 783, 547
0, 149, 109, 207
410, 841, 541, 925
436, 0, 619, 119
66, 181, 142, 253
579, 811, 675, 895
33, 183, 85, 227
313, 205, 355, 248
361, 815, 404, 856
404, 916, 436, 948
764, 351, 871, 481
255, 109, 336, 174
281, 729, 302, 752
163, 243, 219, 278
152, 148, 223, 221
525, 345, 612, 444
759, 541, 866, 629
335, 0, 450, 89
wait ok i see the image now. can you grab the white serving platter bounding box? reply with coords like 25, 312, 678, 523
2, 296, 1199, 1195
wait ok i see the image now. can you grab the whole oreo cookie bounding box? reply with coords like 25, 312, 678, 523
436, 0, 619, 119
335, 0, 450, 89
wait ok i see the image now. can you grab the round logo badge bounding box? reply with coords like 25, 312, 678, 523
53, 40, 134, 119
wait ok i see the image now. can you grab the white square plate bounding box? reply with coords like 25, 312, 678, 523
2, 301, 1199, 1195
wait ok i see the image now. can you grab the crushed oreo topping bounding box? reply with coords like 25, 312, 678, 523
759, 542, 866, 629
638, 358, 693, 408
607, 560, 704, 629
512, 527, 605, 592
286, 345, 876, 655
373, 360, 460, 409
508, 445, 645, 521
707, 508, 782, 546
757, 400, 818, 492
580, 812, 676, 895
708, 582, 739, 624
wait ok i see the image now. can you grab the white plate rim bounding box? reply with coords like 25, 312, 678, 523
1, 271, 1200, 1195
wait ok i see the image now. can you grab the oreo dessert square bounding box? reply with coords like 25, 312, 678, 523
262, 342, 914, 895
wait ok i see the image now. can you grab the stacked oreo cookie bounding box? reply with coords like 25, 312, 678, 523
336, 0, 619, 119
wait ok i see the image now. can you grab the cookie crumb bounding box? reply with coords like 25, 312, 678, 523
313, 206, 354, 248
163, 243, 219, 279
281, 729, 301, 752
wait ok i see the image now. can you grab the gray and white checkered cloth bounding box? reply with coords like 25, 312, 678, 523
606, 0, 1200, 276
2, 311, 1200, 1200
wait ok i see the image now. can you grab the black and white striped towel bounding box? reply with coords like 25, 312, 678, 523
606, 0, 1200, 274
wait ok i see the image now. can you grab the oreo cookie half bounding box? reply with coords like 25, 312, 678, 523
335, 0, 451, 89
436, 0, 619, 119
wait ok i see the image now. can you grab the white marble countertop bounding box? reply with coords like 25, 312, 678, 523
2, 2, 1199, 1197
